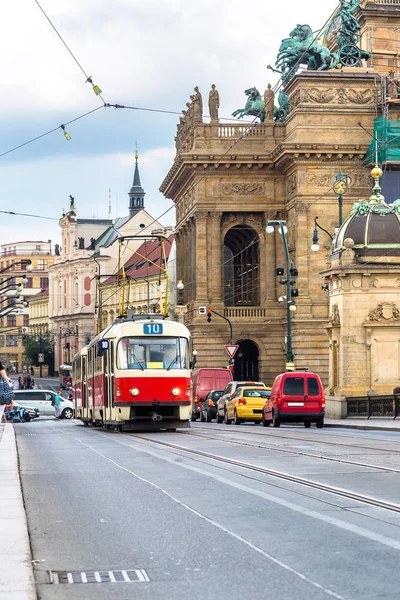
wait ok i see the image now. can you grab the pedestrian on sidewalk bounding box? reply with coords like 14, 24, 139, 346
0, 362, 13, 421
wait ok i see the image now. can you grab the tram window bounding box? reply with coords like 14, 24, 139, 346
117, 337, 189, 370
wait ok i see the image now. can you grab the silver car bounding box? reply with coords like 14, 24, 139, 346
13, 390, 74, 419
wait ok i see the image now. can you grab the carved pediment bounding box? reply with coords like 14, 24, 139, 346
367, 302, 400, 322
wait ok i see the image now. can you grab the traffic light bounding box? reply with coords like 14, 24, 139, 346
207, 307, 212, 323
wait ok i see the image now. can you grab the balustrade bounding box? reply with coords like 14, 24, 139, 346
218, 124, 268, 138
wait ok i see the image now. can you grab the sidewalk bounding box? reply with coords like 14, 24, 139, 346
0, 423, 36, 599
326, 418, 400, 432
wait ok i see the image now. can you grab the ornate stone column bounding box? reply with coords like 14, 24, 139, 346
207, 212, 223, 305
194, 211, 208, 304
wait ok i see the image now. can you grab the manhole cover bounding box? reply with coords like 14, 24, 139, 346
50, 569, 150, 584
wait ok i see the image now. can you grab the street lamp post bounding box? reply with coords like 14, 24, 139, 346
266, 220, 297, 369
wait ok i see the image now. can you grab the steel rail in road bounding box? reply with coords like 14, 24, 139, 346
186, 423, 400, 456
175, 429, 400, 475
131, 434, 400, 515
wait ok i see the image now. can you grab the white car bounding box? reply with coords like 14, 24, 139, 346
13, 390, 74, 419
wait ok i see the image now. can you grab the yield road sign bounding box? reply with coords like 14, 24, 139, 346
225, 345, 239, 358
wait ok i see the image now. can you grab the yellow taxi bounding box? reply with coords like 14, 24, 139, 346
225, 386, 271, 425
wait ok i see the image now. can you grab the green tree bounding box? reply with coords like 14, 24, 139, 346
22, 333, 55, 377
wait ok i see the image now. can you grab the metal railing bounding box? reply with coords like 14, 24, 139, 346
374, 0, 400, 4
346, 395, 400, 418
223, 307, 267, 318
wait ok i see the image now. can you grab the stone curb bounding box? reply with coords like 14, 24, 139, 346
325, 420, 400, 432
0, 424, 37, 599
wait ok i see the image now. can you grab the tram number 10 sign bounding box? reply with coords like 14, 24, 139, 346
143, 323, 163, 335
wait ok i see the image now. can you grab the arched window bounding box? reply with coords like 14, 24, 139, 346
223, 225, 259, 306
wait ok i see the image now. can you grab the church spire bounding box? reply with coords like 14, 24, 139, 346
128, 146, 145, 217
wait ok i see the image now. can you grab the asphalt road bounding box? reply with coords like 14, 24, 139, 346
16, 420, 400, 600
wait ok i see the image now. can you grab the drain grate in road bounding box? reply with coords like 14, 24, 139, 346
50, 569, 150, 584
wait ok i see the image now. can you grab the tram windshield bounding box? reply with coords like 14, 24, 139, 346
117, 336, 190, 370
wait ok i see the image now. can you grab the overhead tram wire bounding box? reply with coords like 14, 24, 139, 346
33, 0, 105, 105
0, 105, 104, 159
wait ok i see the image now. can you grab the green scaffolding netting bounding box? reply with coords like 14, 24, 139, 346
366, 116, 400, 164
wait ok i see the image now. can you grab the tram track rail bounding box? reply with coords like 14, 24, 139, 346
132, 433, 400, 515
189, 423, 400, 455
175, 428, 400, 475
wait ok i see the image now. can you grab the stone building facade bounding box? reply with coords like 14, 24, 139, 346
49, 157, 164, 369
0, 241, 54, 372
160, 0, 400, 387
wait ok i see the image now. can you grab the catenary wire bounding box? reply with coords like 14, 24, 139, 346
33, 0, 106, 105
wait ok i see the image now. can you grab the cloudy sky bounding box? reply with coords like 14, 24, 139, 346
0, 0, 338, 245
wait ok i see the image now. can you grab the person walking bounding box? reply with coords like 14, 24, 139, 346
0, 361, 13, 422
53, 391, 63, 419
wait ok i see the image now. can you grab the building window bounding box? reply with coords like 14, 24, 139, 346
8, 277, 15, 285
23, 315, 29, 327
40, 277, 49, 289
37, 259, 48, 271
36, 245, 41, 251
0, 336, 4, 346
6, 335, 18, 347
25, 278, 33, 288
7, 315, 16, 327
7, 298, 14, 307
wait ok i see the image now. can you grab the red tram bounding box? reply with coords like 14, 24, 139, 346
72, 316, 193, 431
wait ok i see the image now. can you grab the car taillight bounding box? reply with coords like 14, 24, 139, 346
186, 384, 191, 397
194, 396, 199, 403
238, 399, 247, 405
277, 397, 282, 408
116, 384, 121, 397
322, 398, 325, 408
208, 400, 214, 407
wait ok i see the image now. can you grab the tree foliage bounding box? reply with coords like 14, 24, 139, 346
22, 333, 54, 373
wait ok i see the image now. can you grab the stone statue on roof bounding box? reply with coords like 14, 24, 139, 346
208, 85, 220, 121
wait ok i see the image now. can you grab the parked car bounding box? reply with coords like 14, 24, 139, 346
13, 401, 40, 420
191, 368, 233, 421
200, 390, 224, 422
225, 387, 271, 425
264, 371, 325, 428
13, 390, 74, 419
216, 381, 266, 423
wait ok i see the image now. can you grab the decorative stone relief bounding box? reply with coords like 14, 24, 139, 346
221, 183, 264, 195
307, 172, 332, 188
286, 174, 297, 197
297, 88, 374, 105
369, 279, 378, 289
330, 305, 341, 328
351, 172, 373, 188
294, 203, 310, 215
367, 302, 400, 322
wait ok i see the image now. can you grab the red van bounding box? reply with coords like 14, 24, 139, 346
191, 368, 233, 421
263, 371, 325, 428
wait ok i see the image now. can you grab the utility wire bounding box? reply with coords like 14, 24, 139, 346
0, 105, 104, 159
33, 0, 105, 104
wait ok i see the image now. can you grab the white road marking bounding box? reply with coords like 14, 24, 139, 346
109, 571, 116, 582
80, 572, 87, 583
121, 570, 130, 582
74, 435, 344, 599
67, 572, 74, 584
94, 571, 102, 582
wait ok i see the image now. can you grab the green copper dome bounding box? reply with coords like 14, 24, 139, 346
333, 170, 400, 262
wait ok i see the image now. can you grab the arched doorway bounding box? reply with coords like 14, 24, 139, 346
224, 225, 259, 306
234, 339, 259, 381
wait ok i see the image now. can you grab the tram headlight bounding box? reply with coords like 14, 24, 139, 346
130, 388, 140, 397
172, 387, 180, 397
